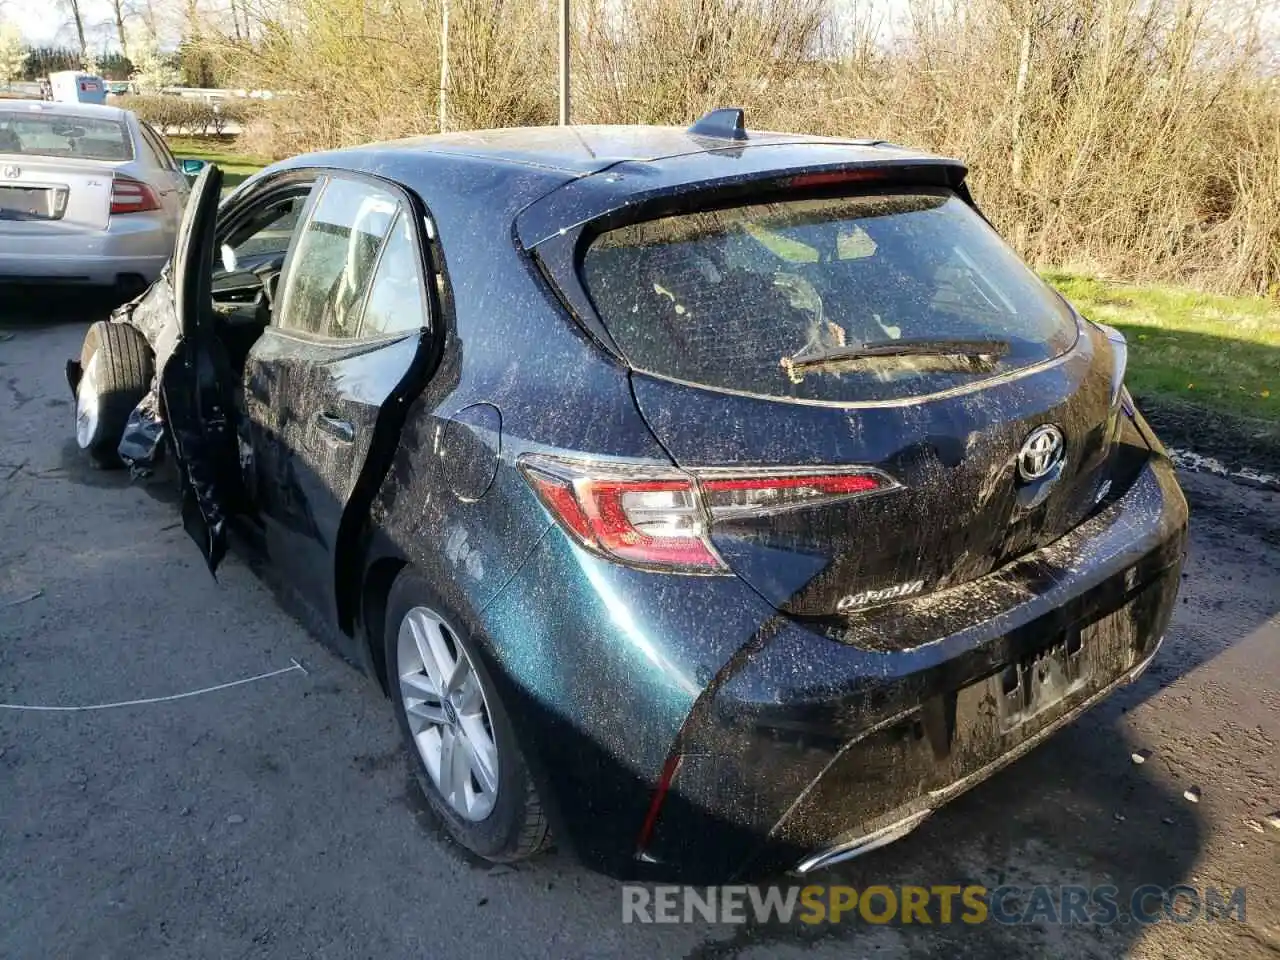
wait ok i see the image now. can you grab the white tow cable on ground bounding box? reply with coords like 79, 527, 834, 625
1168, 447, 1280, 490
0, 658, 308, 713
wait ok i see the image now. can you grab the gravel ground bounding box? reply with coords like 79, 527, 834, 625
1, 301, 1277, 959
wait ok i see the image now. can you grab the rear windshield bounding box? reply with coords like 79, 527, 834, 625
0, 112, 133, 162
580, 189, 1078, 403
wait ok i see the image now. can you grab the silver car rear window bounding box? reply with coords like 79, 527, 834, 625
0, 112, 134, 162
580, 189, 1079, 403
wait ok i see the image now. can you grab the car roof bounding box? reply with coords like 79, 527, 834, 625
304, 123, 942, 177
0, 99, 132, 123
253, 118, 966, 255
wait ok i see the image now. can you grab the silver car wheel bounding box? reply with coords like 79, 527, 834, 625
398, 606, 500, 822
75, 351, 101, 450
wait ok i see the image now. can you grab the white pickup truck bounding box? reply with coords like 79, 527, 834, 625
48, 71, 108, 106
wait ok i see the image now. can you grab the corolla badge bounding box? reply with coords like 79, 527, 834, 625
836, 579, 925, 613
1018, 424, 1065, 482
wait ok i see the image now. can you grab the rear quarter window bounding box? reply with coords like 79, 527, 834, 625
579, 189, 1078, 403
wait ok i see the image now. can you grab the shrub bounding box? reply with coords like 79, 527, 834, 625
124, 93, 257, 136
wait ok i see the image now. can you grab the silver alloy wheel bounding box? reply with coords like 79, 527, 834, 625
398, 606, 500, 821
75, 351, 101, 450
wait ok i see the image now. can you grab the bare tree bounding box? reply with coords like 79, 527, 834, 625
139, 0, 159, 41
62, 0, 88, 54
111, 0, 131, 57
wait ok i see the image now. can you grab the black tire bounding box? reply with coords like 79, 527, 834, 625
75, 321, 153, 469
385, 569, 549, 863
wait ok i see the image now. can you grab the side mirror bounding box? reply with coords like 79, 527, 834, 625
220, 243, 238, 274
180, 157, 207, 178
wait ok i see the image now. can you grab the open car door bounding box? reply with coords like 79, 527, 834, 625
156, 163, 240, 573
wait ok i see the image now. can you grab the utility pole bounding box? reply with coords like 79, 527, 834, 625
558, 0, 569, 124
439, 0, 449, 132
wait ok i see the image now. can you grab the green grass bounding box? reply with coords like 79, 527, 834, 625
165, 135, 268, 191
1044, 271, 1280, 422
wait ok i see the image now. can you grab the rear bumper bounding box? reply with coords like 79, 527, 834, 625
793, 632, 1164, 875
0, 214, 171, 285
638, 452, 1187, 879
478, 439, 1186, 880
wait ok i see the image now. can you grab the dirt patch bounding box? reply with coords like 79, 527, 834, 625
1177, 470, 1280, 549
1137, 394, 1280, 479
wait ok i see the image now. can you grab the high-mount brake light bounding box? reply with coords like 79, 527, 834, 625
519, 456, 896, 574
787, 169, 887, 189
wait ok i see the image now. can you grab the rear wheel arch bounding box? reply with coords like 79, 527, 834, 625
369, 557, 573, 856
384, 567, 551, 861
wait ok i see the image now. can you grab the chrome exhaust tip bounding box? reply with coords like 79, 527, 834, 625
793, 810, 932, 875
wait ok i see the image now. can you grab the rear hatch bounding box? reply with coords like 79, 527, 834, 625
0, 107, 130, 231
533, 171, 1127, 620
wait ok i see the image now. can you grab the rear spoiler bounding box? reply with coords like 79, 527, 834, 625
516, 152, 972, 251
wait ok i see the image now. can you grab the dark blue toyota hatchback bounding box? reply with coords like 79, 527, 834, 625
69, 110, 1188, 879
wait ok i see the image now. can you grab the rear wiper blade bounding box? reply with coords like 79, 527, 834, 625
783, 338, 1010, 372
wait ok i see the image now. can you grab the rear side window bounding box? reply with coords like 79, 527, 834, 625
360, 212, 428, 337
277, 177, 398, 339
580, 189, 1078, 403
0, 111, 133, 161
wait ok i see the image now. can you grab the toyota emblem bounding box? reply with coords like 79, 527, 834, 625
1, 165, 19, 180
1017, 425, 1065, 482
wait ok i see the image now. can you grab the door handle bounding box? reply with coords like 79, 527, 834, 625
315, 413, 355, 443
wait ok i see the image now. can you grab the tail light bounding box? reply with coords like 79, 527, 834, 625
519, 454, 897, 574
110, 175, 161, 214
1095, 321, 1131, 446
